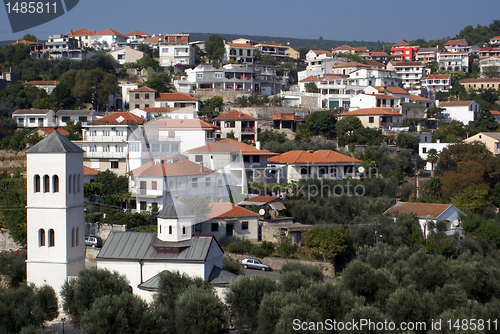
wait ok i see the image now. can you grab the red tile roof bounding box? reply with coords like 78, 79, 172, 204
439, 101, 476, 107
459, 78, 500, 83
95, 29, 127, 38
273, 113, 304, 121
321, 75, 344, 81
130, 86, 157, 92
333, 45, 356, 51
67, 28, 94, 36
372, 86, 409, 95
424, 74, 451, 80
392, 41, 409, 47
155, 93, 199, 101
491, 36, 500, 40
126, 30, 149, 37
11, 40, 37, 45
25, 80, 58, 85
89, 112, 146, 125
370, 52, 390, 56
144, 118, 218, 130
490, 110, 500, 115
142, 36, 165, 43
299, 76, 320, 82
384, 202, 459, 219
366, 60, 385, 67
409, 95, 433, 102
188, 139, 276, 156
83, 166, 99, 176
444, 39, 466, 46
213, 110, 257, 120
225, 43, 255, 48
128, 156, 215, 177
340, 108, 402, 116
38, 128, 69, 136
391, 61, 423, 66
268, 150, 359, 164
333, 62, 368, 68
208, 203, 259, 219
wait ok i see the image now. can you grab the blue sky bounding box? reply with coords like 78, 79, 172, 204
1, 0, 499, 44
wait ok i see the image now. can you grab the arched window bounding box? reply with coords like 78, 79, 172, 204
43, 175, 50, 193
48, 229, 55, 247
76, 227, 79, 246
77, 174, 81, 192
182, 226, 186, 235
71, 228, 75, 247
68, 175, 72, 193
52, 175, 59, 193
39, 229, 45, 247
159, 225, 162, 233
34, 174, 40, 193
73, 174, 77, 194
169, 226, 172, 234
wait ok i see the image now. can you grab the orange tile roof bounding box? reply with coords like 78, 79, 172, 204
384, 202, 459, 219
333, 45, 356, 51
367, 60, 385, 67
89, 112, 146, 125
38, 128, 69, 136
299, 76, 320, 82
439, 101, 476, 107
67, 28, 94, 36
126, 30, 149, 37
444, 39, 466, 46
95, 29, 127, 38
392, 41, 409, 47
491, 36, 500, 40
128, 156, 215, 177
25, 80, 58, 85
208, 202, 259, 219
144, 118, 218, 130
370, 52, 389, 56
424, 74, 451, 80
490, 110, 500, 115
142, 36, 165, 43
83, 166, 99, 176
391, 61, 423, 66
459, 78, 500, 83
354, 47, 367, 52
273, 113, 304, 121
333, 62, 368, 68
409, 95, 433, 102
321, 75, 344, 81
155, 93, 199, 101
188, 139, 276, 156
11, 40, 37, 45
240, 196, 280, 204
225, 43, 255, 48
130, 86, 157, 92
340, 108, 402, 116
268, 150, 359, 164
213, 110, 256, 120
257, 41, 286, 47
372, 86, 409, 94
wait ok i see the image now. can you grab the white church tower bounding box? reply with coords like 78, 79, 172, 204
26, 131, 86, 299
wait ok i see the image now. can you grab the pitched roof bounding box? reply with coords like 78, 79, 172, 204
130, 86, 157, 92
309, 50, 332, 55
459, 78, 500, 83
383, 202, 461, 219
38, 127, 69, 136
409, 95, 433, 102
56, 110, 94, 116
238, 196, 280, 205
299, 75, 320, 82
142, 36, 165, 43
333, 61, 368, 68
126, 30, 149, 37
340, 108, 403, 116
94, 29, 127, 38
444, 39, 466, 46
83, 166, 99, 176
89, 112, 146, 125
490, 110, 500, 116
333, 45, 356, 51
12, 109, 53, 115
372, 86, 409, 95
96, 232, 217, 262
11, 40, 36, 45
268, 150, 360, 164
25, 130, 84, 154
155, 93, 199, 101
144, 118, 218, 130
439, 101, 475, 107
225, 42, 255, 48
370, 51, 390, 56
273, 113, 304, 121
366, 60, 385, 67
392, 41, 409, 47
207, 203, 259, 219
24, 80, 58, 85
67, 28, 94, 36
188, 139, 276, 156
469, 131, 500, 141
424, 74, 451, 80
491, 36, 500, 40
128, 156, 215, 177
391, 61, 423, 66
256, 41, 286, 47
213, 110, 257, 120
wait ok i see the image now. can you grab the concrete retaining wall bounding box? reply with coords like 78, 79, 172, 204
224, 253, 335, 277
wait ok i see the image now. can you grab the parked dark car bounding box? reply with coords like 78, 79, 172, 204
241, 258, 271, 271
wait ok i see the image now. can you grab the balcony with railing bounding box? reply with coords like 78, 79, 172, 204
82, 135, 127, 142
84, 151, 128, 159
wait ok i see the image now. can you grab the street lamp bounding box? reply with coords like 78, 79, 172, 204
62, 317, 66, 334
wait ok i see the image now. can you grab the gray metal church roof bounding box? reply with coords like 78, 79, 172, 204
25, 130, 84, 153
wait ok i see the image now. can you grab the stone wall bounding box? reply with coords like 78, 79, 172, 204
0, 228, 21, 251
224, 253, 335, 277
230, 106, 312, 119
0, 150, 26, 169
191, 90, 250, 103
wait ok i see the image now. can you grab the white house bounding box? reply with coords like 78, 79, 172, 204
419, 142, 452, 170
159, 43, 195, 67
224, 42, 255, 64
480, 57, 500, 78
348, 68, 400, 87
443, 39, 469, 53
128, 156, 228, 212
267, 150, 361, 183
421, 74, 452, 93
349, 93, 402, 112
12, 109, 56, 128
108, 46, 145, 65
438, 100, 479, 125
384, 202, 464, 237
212, 110, 258, 142
56, 110, 98, 127
317, 75, 365, 109
67, 28, 94, 48
97, 200, 231, 303
26, 131, 86, 299
437, 52, 469, 72
91, 29, 128, 50
338, 108, 403, 130
386, 61, 425, 89
125, 30, 150, 44
154, 93, 200, 111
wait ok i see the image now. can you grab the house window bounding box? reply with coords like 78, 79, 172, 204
195, 155, 203, 162
218, 179, 223, 187
182, 226, 186, 235
162, 48, 168, 53
369, 117, 374, 123
71, 228, 75, 247
206, 177, 211, 187
39, 229, 45, 247
52, 175, 59, 193
43, 175, 50, 193
241, 221, 249, 230
30, 118, 35, 123
76, 227, 79, 246
215, 72, 223, 79
253, 156, 259, 163
61, 116, 71, 122
169, 226, 172, 234
225, 121, 235, 128
197, 73, 203, 79
48, 229, 55, 247
68, 175, 72, 193
110, 161, 119, 169
34, 174, 40, 193
145, 104, 149, 108
423, 148, 427, 153
135, 93, 140, 99
168, 131, 176, 138
145, 94, 149, 99
211, 223, 218, 232
135, 104, 139, 109
152, 181, 157, 190
168, 180, 174, 189
140, 201, 147, 211
192, 178, 198, 188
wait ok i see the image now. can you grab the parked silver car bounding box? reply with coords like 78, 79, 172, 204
241, 258, 271, 271
85, 236, 102, 248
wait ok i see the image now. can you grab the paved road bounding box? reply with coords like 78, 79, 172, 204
243, 267, 281, 280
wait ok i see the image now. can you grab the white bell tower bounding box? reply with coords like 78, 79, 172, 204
26, 131, 86, 299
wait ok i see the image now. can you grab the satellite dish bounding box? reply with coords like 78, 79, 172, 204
358, 166, 365, 173
258, 209, 266, 215
129, 180, 135, 187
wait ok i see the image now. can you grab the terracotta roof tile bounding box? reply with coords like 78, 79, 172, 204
273, 113, 304, 121
188, 139, 276, 156
225, 43, 255, 48
67, 28, 94, 36
372, 86, 409, 94
83, 166, 99, 176
340, 108, 402, 116
333, 45, 356, 51
95, 29, 127, 38
213, 110, 257, 120
38, 128, 69, 136
155, 93, 199, 101
409, 95, 433, 102
444, 39, 466, 46
424, 74, 451, 80
370, 52, 390, 56
24, 80, 58, 85
439, 101, 476, 107
142, 36, 165, 43
126, 30, 149, 37
11, 40, 37, 45
208, 202, 259, 218
268, 150, 359, 164
392, 41, 409, 47
391, 61, 423, 66
128, 156, 215, 177
130, 86, 157, 92
89, 112, 146, 125
333, 62, 368, 68
490, 110, 500, 115
299, 76, 320, 82
144, 118, 218, 130
459, 78, 500, 83
240, 196, 280, 204
384, 202, 459, 219
312, 150, 361, 163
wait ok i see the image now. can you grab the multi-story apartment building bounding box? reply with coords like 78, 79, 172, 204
443, 39, 469, 53
91, 29, 128, 50
421, 74, 452, 93
224, 42, 255, 64
390, 41, 419, 61
386, 61, 425, 89
347, 68, 400, 87
437, 52, 469, 72
76, 112, 146, 175
480, 57, 500, 77
415, 47, 439, 66
254, 42, 299, 59
125, 31, 150, 44
67, 29, 94, 48
12, 109, 56, 128
213, 110, 257, 142
317, 75, 365, 109
44, 34, 80, 59
349, 93, 402, 113
159, 43, 195, 67
459, 78, 500, 92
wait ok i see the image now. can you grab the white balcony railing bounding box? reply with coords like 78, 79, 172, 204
84, 151, 128, 158
82, 135, 127, 142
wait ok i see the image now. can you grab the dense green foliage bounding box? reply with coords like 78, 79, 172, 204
204, 34, 225, 67
0, 250, 26, 287
0, 173, 27, 245
296, 110, 336, 140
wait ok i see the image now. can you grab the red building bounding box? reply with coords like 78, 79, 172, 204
390, 41, 419, 61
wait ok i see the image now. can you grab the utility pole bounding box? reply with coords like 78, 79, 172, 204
414, 159, 420, 199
